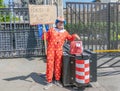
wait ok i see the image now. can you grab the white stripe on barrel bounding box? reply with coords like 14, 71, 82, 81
75, 59, 90, 84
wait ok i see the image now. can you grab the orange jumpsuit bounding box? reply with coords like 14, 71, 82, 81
43, 27, 76, 82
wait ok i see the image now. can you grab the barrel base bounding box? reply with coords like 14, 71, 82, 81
62, 49, 97, 87
75, 83, 92, 87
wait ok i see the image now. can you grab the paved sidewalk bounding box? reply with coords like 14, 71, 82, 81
0, 57, 120, 91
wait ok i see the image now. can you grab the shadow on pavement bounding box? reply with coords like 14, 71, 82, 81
97, 56, 118, 68
3, 72, 89, 91
64, 87, 86, 91
97, 70, 120, 77
3, 72, 46, 85
97, 54, 120, 68
97, 53, 108, 60
24, 57, 46, 63
97, 55, 120, 77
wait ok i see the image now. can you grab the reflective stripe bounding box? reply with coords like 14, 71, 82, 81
76, 67, 84, 72
85, 60, 89, 64
76, 77, 90, 84
76, 60, 84, 64
76, 71, 90, 76
85, 79, 90, 83
76, 64, 84, 68
76, 74, 84, 79
85, 63, 89, 68
76, 73, 89, 79
76, 71, 84, 76
76, 67, 90, 72
76, 60, 89, 64
76, 78, 85, 83
85, 67, 89, 72
85, 75, 90, 79
76, 63, 89, 68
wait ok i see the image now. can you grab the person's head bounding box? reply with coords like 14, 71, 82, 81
55, 16, 66, 29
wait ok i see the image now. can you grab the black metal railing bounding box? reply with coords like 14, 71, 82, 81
0, 0, 45, 58
66, 2, 120, 52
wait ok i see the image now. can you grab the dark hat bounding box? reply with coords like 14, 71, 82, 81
55, 16, 66, 25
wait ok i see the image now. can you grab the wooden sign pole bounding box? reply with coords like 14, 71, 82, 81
43, 25, 47, 55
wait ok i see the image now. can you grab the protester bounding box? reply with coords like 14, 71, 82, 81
43, 16, 80, 90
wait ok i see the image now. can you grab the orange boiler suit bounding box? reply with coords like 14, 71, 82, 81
43, 27, 76, 82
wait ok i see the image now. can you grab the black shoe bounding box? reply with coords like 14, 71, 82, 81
54, 81, 63, 87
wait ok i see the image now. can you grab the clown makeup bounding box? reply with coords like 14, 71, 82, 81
56, 21, 64, 30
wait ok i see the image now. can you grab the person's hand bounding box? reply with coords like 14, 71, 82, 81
43, 29, 46, 33
75, 34, 80, 40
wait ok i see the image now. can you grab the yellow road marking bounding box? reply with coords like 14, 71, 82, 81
93, 50, 120, 53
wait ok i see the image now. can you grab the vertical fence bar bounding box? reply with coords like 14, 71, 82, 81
118, 3, 120, 49
70, 3, 73, 27
75, 3, 77, 25
116, 3, 119, 49
79, 3, 81, 24
91, 3, 94, 50
82, 3, 85, 47
66, 2, 68, 24
9, 0, 12, 31
87, 3, 90, 50
104, 4, 107, 50
4, 11, 7, 30
107, 3, 111, 50
98, 3, 101, 50
112, 3, 115, 49
95, 3, 97, 51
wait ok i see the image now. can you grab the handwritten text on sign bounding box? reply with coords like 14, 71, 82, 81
29, 5, 57, 25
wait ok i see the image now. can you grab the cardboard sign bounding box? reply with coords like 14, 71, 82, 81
29, 5, 57, 25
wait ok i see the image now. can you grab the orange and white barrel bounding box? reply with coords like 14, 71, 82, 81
75, 59, 90, 84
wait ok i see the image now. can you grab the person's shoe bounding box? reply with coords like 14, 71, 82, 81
54, 81, 63, 87
43, 82, 53, 90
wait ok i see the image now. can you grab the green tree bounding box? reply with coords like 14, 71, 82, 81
0, 0, 19, 22
0, 0, 7, 22
0, 0, 5, 8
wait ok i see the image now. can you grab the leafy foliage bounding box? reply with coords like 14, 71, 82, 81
0, 0, 19, 22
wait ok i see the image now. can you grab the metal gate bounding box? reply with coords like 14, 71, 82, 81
0, 1, 45, 58
0, 0, 59, 58
66, 2, 120, 52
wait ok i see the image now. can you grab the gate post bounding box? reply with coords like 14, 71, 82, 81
107, 3, 111, 50
56, 0, 63, 17
66, 2, 68, 24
